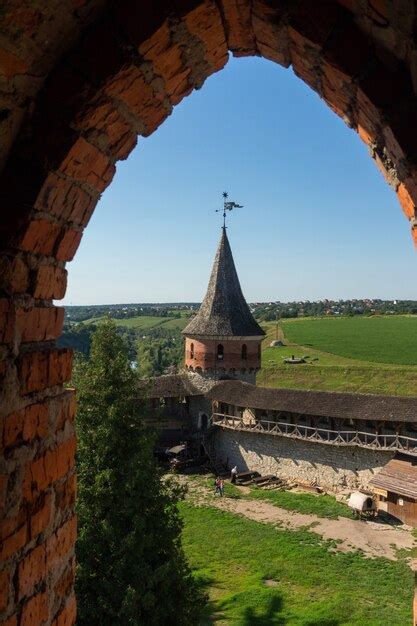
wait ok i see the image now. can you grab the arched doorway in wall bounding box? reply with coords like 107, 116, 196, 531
1, 2, 417, 624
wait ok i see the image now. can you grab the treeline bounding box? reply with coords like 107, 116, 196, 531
65, 303, 197, 323
253, 299, 417, 321
58, 323, 183, 377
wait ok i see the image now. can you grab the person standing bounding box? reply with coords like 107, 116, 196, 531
214, 477, 220, 496
219, 478, 224, 497
231, 466, 238, 484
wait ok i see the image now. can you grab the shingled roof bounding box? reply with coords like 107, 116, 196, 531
138, 374, 203, 399
183, 228, 265, 337
206, 380, 417, 422
370, 454, 417, 498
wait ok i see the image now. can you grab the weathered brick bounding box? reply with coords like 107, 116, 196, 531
19, 348, 72, 394
20, 590, 49, 626
59, 137, 115, 193
0, 567, 11, 612
0, 523, 27, 560
52, 593, 76, 626
23, 402, 49, 442
17, 306, 65, 343
48, 349, 73, 387
55, 229, 83, 262
54, 392, 76, 432
398, 183, 416, 220
3, 411, 23, 448
33, 264, 67, 301
54, 558, 75, 603
4, 402, 48, 448
0, 300, 14, 343
221, 0, 255, 56
34, 173, 97, 226
18, 543, 47, 599
105, 65, 167, 135
46, 516, 77, 573
18, 219, 62, 256
55, 474, 76, 512
0, 256, 29, 295
23, 437, 76, 502
77, 102, 137, 161
30, 493, 52, 539
184, 1, 228, 72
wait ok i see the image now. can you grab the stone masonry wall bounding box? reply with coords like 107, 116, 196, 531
213, 428, 394, 492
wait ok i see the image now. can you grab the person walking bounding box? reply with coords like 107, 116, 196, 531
231, 466, 238, 484
214, 476, 220, 496
219, 478, 224, 497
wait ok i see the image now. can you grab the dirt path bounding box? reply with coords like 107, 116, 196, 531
182, 477, 415, 561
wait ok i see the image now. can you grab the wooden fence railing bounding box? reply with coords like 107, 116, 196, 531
210, 413, 417, 455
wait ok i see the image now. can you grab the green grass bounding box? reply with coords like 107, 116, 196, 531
259, 317, 417, 396
80, 315, 188, 331
188, 475, 353, 518
281, 316, 417, 366
181, 503, 412, 625
248, 488, 355, 519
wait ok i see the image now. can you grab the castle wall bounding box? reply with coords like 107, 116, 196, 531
184, 337, 261, 372
212, 428, 394, 491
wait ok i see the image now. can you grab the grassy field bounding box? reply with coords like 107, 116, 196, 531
281, 316, 417, 366
181, 503, 412, 625
259, 317, 417, 396
80, 315, 189, 331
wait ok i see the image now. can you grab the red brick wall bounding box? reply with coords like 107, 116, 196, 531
185, 337, 261, 371
1, 1, 417, 624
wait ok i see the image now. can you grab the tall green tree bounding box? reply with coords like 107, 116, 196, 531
74, 320, 205, 625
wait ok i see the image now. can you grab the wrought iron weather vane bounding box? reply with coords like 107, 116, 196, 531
216, 191, 243, 229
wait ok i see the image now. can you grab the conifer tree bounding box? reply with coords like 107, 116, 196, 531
74, 320, 205, 625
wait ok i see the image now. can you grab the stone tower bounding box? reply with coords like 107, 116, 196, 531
183, 227, 265, 385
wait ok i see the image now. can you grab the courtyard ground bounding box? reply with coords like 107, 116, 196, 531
179, 474, 416, 625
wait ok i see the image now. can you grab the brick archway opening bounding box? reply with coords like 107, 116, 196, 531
1, 1, 417, 623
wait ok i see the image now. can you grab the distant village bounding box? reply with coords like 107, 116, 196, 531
65, 298, 417, 324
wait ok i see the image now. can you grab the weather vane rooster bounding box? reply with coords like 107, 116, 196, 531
216, 191, 243, 229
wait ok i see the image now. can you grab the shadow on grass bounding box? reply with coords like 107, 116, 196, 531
194, 573, 227, 625
242, 595, 285, 625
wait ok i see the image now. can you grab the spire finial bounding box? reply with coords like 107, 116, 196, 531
216, 191, 243, 229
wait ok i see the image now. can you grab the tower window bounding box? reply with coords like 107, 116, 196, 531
217, 344, 224, 360
241, 344, 247, 360
190, 343, 194, 359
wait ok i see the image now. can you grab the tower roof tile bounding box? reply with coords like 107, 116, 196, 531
183, 228, 265, 337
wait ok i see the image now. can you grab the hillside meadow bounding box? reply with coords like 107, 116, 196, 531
281, 316, 417, 365
259, 316, 417, 396
80, 314, 189, 331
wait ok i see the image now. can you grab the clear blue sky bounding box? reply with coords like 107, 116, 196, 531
63, 56, 415, 305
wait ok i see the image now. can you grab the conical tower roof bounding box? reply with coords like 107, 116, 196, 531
183, 229, 265, 337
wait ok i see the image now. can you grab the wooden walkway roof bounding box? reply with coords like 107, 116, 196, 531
207, 381, 417, 422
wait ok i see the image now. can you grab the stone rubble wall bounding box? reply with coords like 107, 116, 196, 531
213, 428, 394, 492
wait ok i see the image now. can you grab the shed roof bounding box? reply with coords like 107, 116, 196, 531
370, 454, 417, 499
138, 374, 202, 399
182, 228, 265, 338
207, 380, 417, 422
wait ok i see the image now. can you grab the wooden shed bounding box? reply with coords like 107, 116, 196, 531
370, 454, 417, 526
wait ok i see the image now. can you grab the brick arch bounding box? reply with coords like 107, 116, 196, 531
1, 1, 417, 624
